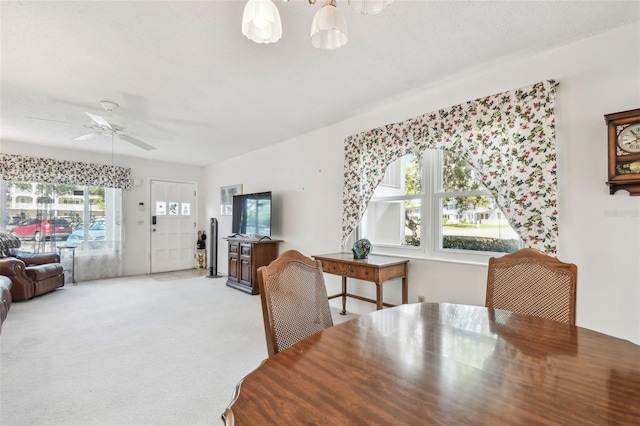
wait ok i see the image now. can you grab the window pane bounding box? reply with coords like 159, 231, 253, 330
405, 154, 423, 195
380, 158, 401, 188
365, 199, 421, 246
442, 151, 483, 192
374, 154, 423, 197
441, 196, 520, 253
56, 185, 119, 252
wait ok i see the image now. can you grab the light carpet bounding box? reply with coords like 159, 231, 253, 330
0, 271, 357, 425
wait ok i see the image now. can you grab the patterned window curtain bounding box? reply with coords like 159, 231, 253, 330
342, 80, 558, 254
0, 153, 132, 189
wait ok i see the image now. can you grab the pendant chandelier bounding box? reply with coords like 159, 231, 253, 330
241, 0, 283, 43
241, 0, 394, 50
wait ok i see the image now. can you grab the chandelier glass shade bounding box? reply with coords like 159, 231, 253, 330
241, 0, 283, 44
310, 0, 348, 50
241, 0, 392, 49
349, 0, 394, 15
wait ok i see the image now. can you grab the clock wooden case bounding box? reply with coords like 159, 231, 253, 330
604, 108, 640, 195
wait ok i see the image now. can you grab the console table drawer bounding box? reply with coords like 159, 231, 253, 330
321, 260, 376, 282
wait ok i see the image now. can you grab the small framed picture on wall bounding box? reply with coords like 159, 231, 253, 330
221, 184, 242, 216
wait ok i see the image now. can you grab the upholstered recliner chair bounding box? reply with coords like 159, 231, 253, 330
0, 233, 65, 301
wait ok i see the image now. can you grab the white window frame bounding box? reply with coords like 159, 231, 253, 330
360, 150, 521, 265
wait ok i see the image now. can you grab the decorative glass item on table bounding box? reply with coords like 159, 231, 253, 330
352, 238, 372, 259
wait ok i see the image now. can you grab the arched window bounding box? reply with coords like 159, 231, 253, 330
343, 80, 558, 254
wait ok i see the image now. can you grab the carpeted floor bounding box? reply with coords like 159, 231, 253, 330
0, 271, 356, 425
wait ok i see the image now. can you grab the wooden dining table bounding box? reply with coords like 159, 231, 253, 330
222, 303, 640, 425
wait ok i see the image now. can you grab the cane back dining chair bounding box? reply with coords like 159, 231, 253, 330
258, 250, 334, 357
486, 248, 578, 325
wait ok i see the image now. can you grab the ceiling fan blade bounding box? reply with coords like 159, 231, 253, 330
85, 112, 112, 129
119, 134, 156, 151
73, 132, 100, 141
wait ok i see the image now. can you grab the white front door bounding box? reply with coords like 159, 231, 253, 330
150, 180, 196, 273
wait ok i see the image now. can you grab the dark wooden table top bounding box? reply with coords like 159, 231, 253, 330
223, 303, 640, 425
313, 252, 409, 267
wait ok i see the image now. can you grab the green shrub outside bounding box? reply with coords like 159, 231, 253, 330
442, 235, 520, 253
405, 235, 519, 253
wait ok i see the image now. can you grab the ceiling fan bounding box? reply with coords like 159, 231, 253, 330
73, 101, 156, 151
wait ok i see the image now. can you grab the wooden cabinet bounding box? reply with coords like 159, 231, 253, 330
228, 242, 240, 282
226, 238, 280, 294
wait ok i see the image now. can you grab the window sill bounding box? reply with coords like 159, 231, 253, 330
371, 246, 496, 267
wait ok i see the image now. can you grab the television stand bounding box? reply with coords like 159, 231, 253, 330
224, 237, 282, 295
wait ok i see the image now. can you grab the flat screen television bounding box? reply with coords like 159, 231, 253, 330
231, 191, 272, 238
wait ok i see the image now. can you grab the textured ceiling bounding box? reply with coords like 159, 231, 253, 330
2, 1, 639, 166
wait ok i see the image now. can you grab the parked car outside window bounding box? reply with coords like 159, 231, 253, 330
11, 217, 73, 241
65, 218, 106, 249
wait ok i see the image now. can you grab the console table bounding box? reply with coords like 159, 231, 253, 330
312, 252, 408, 314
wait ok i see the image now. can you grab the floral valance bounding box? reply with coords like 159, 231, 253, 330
342, 80, 558, 254
0, 153, 132, 189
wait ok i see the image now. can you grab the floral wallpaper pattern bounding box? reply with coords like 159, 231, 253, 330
0, 153, 132, 189
342, 80, 559, 254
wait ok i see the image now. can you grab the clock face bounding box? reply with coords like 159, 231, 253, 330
618, 123, 640, 153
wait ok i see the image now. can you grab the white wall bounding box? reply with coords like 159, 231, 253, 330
205, 22, 640, 344
0, 141, 206, 276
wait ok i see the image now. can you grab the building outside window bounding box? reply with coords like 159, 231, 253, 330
359, 150, 521, 263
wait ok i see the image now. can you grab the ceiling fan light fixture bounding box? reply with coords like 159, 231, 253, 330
242, 0, 282, 44
349, 0, 394, 15
310, 0, 348, 50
